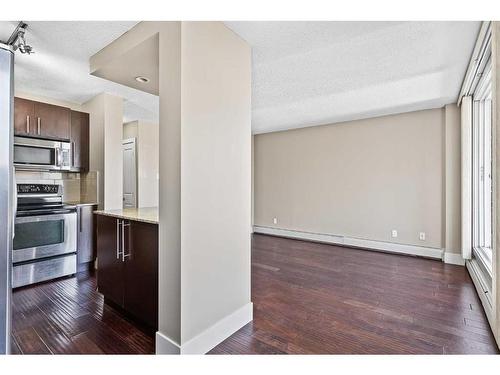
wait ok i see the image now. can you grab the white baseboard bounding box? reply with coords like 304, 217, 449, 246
442, 252, 465, 266
155, 302, 253, 355
253, 226, 443, 260
181, 302, 253, 354
155, 332, 181, 354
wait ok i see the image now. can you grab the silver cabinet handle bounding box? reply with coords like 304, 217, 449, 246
37, 117, 41, 135
71, 141, 75, 167
26, 115, 30, 133
122, 221, 131, 262
116, 219, 122, 259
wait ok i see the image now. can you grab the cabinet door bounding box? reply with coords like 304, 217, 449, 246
34, 101, 71, 140
14, 97, 35, 136
77, 205, 96, 265
70, 111, 89, 172
96, 215, 124, 307
123, 221, 158, 329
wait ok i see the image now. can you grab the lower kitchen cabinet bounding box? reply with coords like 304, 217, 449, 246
96, 214, 158, 330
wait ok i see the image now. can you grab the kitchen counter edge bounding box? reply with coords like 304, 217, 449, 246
93, 208, 158, 225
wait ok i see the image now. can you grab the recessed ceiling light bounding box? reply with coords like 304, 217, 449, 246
135, 76, 150, 83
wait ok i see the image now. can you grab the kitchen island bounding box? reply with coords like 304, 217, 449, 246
94, 207, 158, 332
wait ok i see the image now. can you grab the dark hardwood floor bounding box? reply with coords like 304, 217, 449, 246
10, 234, 499, 355
209, 234, 499, 354
10, 270, 154, 354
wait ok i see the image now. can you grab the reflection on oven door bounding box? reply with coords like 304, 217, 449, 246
13, 212, 77, 263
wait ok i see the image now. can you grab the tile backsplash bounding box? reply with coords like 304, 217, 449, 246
15, 170, 99, 204
80, 171, 99, 204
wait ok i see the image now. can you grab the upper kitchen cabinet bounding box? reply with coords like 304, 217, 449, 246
14, 97, 71, 140
14, 97, 34, 136
70, 110, 90, 172
14, 97, 90, 171
33, 101, 71, 140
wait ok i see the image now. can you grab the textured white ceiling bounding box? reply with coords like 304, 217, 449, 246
1, 21, 159, 123
3, 21, 481, 133
225, 21, 481, 134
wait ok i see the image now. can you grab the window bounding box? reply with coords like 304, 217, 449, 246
471, 58, 492, 274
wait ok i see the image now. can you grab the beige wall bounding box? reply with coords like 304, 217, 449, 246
123, 121, 138, 139
123, 120, 159, 208
82, 93, 123, 210
444, 104, 462, 254
81, 95, 104, 208
137, 121, 159, 207
104, 94, 124, 210
180, 21, 252, 345
254, 108, 457, 250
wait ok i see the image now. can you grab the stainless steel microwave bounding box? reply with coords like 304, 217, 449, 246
14, 136, 72, 171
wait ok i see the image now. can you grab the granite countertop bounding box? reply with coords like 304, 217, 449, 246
94, 207, 158, 224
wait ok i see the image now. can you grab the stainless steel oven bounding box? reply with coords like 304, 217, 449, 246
12, 183, 77, 288
14, 136, 72, 171
13, 211, 77, 263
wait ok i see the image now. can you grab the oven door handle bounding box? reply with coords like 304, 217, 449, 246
16, 208, 76, 217
49, 209, 76, 215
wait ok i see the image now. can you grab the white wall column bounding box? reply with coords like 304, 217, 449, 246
443, 104, 463, 265
82, 92, 124, 210
88, 21, 252, 354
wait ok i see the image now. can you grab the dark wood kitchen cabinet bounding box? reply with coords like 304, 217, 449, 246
96, 214, 158, 330
14, 97, 34, 136
33, 101, 71, 140
14, 97, 90, 171
70, 110, 90, 172
96, 215, 124, 306
123, 220, 159, 328
14, 97, 71, 140
77, 204, 97, 271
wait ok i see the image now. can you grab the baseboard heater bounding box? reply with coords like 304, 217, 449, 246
253, 226, 443, 260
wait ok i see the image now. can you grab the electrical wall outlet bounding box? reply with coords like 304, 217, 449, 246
419, 232, 426, 241
391, 230, 398, 238
273, 217, 278, 224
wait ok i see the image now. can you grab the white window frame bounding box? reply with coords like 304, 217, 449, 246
471, 58, 493, 276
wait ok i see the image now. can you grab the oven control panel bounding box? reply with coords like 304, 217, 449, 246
17, 184, 61, 195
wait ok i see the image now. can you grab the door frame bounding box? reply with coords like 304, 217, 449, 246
122, 138, 138, 208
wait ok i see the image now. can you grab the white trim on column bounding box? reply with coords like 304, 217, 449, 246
443, 252, 466, 266
253, 226, 443, 260
156, 303, 253, 355
155, 332, 181, 354
181, 302, 253, 354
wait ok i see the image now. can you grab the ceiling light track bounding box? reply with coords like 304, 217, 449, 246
6, 21, 34, 54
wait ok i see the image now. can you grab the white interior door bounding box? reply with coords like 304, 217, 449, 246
122, 138, 137, 208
